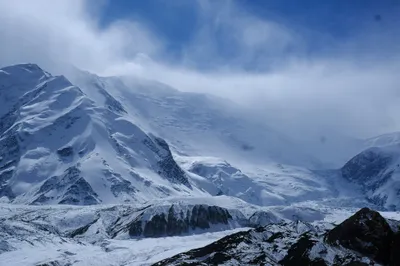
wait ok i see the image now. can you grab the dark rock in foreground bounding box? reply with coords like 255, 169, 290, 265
153, 207, 400, 266
390, 232, 400, 266
326, 207, 393, 265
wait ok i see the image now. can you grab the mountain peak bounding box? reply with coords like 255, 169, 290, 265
0, 63, 198, 205
0, 63, 48, 76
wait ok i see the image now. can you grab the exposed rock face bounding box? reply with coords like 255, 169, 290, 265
0, 132, 19, 199
326, 207, 393, 265
33, 166, 100, 205
68, 217, 100, 238
280, 235, 326, 266
57, 146, 74, 157
59, 176, 100, 205
248, 210, 283, 227
143, 136, 191, 189
128, 204, 233, 238
92, 82, 127, 114
35, 262, 62, 266
152, 229, 255, 266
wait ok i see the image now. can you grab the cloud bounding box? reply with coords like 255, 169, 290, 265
0, 0, 399, 139
109, 56, 400, 138
0, 0, 160, 73
178, 0, 300, 70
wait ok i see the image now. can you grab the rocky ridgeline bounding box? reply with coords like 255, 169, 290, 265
153, 208, 400, 266
325, 207, 394, 265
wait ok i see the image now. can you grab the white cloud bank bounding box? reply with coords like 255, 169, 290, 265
0, 0, 399, 138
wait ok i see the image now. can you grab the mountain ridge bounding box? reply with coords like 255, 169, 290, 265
0, 63, 202, 205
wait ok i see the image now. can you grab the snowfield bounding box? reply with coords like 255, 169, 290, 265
0, 221, 249, 266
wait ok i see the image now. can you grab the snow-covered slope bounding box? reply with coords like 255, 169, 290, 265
341, 144, 400, 210
0, 64, 208, 204
69, 70, 321, 169
177, 156, 352, 206
0, 63, 376, 209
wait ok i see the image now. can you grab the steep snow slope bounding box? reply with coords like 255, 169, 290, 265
0, 64, 207, 204
69, 70, 320, 169
341, 144, 400, 210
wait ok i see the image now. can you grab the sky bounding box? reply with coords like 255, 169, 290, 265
99, 0, 398, 64
0, 0, 399, 139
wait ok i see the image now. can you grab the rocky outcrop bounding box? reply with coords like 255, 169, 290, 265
33, 166, 100, 205
92, 82, 127, 114
57, 146, 74, 157
35, 261, 62, 266
143, 136, 192, 189
152, 229, 255, 266
0, 133, 20, 199
280, 235, 326, 266
326, 207, 393, 265
248, 210, 283, 227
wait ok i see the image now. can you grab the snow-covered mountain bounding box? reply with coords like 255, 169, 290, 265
0, 63, 356, 208
2, 63, 400, 265
1, 62, 393, 209
0, 63, 208, 205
